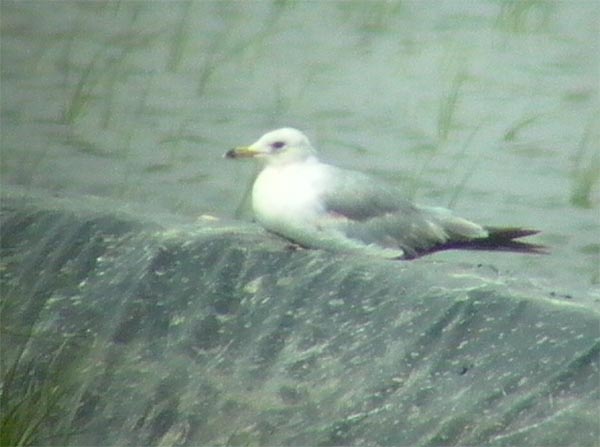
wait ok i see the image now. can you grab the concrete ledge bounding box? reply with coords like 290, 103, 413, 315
1, 189, 598, 446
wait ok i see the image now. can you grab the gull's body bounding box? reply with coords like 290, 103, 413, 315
225, 128, 544, 259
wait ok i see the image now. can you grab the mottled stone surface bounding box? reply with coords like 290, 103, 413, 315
1, 190, 598, 446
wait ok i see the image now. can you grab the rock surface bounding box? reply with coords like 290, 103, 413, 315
1, 189, 598, 446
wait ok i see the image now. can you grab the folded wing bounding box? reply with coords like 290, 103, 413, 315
319, 166, 544, 259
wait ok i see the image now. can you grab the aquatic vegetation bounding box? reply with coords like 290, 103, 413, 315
63, 48, 106, 125
570, 117, 599, 209
0, 326, 88, 446
437, 71, 466, 142
445, 123, 484, 209
496, 0, 554, 33
503, 115, 542, 142
167, 0, 193, 73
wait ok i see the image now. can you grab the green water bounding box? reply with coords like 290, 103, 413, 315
1, 0, 598, 300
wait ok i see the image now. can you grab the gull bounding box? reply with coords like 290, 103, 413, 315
225, 128, 545, 259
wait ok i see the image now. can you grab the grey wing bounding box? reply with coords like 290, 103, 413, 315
320, 166, 487, 258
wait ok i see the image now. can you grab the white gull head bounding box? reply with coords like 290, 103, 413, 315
225, 128, 317, 165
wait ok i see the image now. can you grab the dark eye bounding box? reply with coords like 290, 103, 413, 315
271, 141, 285, 150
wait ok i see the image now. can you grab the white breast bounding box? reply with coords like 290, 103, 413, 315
252, 159, 327, 231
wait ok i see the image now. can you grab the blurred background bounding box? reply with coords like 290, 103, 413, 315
1, 1, 598, 299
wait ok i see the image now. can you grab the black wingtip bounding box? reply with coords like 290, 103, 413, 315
410, 227, 549, 259
485, 227, 541, 240
455, 227, 549, 255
